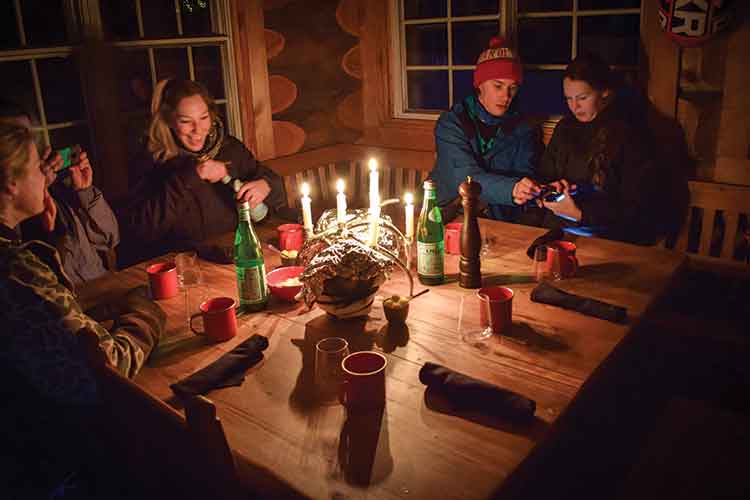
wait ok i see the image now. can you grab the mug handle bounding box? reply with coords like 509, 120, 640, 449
189, 312, 205, 335
568, 255, 579, 276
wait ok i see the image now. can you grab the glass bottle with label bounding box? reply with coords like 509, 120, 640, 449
416, 180, 445, 285
235, 201, 268, 312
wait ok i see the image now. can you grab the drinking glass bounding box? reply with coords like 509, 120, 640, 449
315, 337, 350, 402
457, 292, 493, 344
532, 245, 561, 282
176, 251, 203, 327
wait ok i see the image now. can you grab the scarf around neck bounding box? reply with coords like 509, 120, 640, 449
174, 116, 226, 162
463, 95, 518, 155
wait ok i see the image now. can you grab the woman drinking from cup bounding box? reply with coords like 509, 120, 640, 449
536, 53, 659, 244
118, 79, 285, 265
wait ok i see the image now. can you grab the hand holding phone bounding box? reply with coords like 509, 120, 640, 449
56, 145, 82, 171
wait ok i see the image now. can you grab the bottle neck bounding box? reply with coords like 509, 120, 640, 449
238, 202, 252, 222
422, 188, 437, 206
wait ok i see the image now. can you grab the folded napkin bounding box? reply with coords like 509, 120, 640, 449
170, 335, 269, 398
419, 362, 536, 422
531, 281, 627, 324
526, 227, 565, 260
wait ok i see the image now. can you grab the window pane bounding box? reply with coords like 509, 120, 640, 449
0, 2, 20, 49
452, 21, 498, 66
155, 48, 190, 81
21, 0, 70, 46
514, 70, 567, 116
451, 0, 499, 17
115, 50, 153, 112
181, 0, 214, 35
404, 0, 447, 20
143, 0, 179, 38
37, 57, 85, 123
100, 0, 140, 40
452, 70, 474, 106
518, 0, 572, 13
578, 0, 641, 9
406, 24, 448, 66
193, 45, 225, 99
518, 17, 572, 65
406, 70, 448, 111
0, 60, 39, 121
49, 125, 92, 159
578, 14, 640, 66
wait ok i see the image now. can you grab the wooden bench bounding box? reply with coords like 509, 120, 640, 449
265, 144, 434, 209
669, 180, 750, 268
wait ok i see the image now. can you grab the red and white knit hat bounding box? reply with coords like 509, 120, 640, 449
473, 36, 523, 88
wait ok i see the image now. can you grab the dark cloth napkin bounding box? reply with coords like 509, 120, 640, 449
531, 281, 627, 324
170, 335, 269, 398
526, 227, 565, 259
419, 362, 536, 422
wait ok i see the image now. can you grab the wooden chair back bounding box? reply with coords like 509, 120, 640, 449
670, 180, 750, 264
79, 331, 244, 499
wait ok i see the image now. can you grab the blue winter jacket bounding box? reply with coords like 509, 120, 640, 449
430, 100, 538, 221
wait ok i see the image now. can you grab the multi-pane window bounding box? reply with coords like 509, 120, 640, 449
392, 0, 642, 119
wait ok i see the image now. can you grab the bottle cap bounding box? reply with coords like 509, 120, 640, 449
423, 179, 436, 190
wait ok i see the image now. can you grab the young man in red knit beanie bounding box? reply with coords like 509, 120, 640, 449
430, 37, 540, 222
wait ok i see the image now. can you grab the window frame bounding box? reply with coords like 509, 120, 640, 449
389, 0, 643, 122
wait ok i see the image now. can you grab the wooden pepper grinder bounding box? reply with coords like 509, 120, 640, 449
459, 176, 482, 288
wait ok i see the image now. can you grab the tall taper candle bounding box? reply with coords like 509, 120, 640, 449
336, 178, 347, 225
301, 182, 313, 236
368, 158, 379, 210
404, 192, 414, 241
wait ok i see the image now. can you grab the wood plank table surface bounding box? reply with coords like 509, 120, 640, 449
79, 217, 686, 499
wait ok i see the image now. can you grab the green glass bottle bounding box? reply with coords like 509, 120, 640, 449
235, 201, 268, 312
416, 180, 445, 285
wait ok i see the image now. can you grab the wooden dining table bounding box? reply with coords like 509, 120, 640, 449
79, 216, 686, 499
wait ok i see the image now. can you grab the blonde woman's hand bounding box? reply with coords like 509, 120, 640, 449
40, 146, 63, 187
195, 159, 228, 183
40, 190, 57, 232
235, 179, 271, 208
69, 150, 93, 191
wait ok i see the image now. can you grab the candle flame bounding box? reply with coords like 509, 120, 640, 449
368, 158, 378, 172
336, 178, 345, 193
404, 192, 413, 205
301, 182, 310, 197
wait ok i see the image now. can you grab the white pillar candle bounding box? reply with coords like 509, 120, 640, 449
368, 158, 379, 211
301, 182, 313, 236
336, 178, 347, 225
404, 192, 414, 241
368, 205, 381, 247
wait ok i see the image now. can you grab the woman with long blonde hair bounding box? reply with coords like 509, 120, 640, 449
119, 78, 284, 265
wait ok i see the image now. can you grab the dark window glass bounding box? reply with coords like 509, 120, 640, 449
216, 103, 227, 121
578, 0, 641, 9
578, 14, 640, 66
452, 70, 474, 105
452, 21, 498, 66
49, 125, 92, 158
115, 50, 153, 112
181, 0, 213, 35
406, 70, 448, 111
142, 0, 178, 38
451, 0, 498, 17
518, 17, 572, 65
100, 0, 139, 40
193, 45, 224, 99
518, 0, 572, 13
37, 57, 85, 123
404, 0, 447, 20
0, 2, 20, 49
514, 70, 567, 116
406, 24, 448, 66
154, 48, 189, 82
0, 60, 39, 121
21, 0, 70, 46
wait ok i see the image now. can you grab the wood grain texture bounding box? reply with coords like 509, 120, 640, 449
80, 217, 685, 499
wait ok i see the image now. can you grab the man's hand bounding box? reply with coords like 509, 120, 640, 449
69, 150, 93, 191
236, 179, 271, 208
40, 190, 57, 232
40, 146, 63, 187
512, 177, 541, 205
195, 159, 229, 183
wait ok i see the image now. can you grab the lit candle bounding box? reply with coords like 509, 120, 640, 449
336, 178, 347, 225
404, 192, 414, 241
368, 204, 381, 247
368, 158, 379, 211
300, 182, 313, 236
